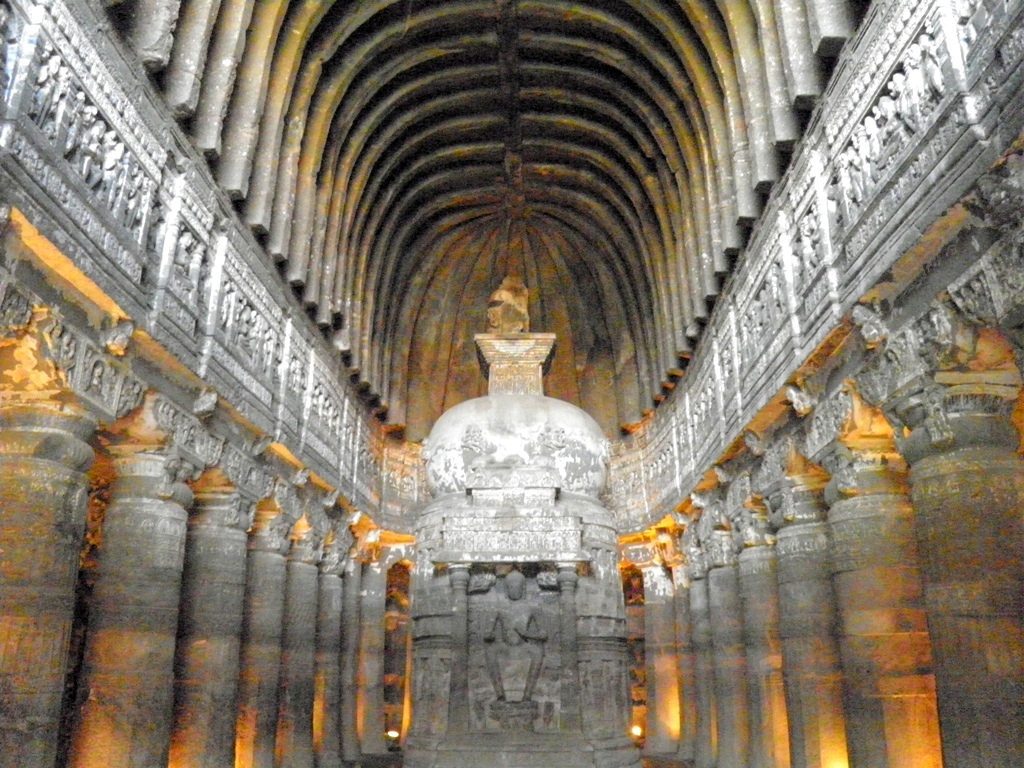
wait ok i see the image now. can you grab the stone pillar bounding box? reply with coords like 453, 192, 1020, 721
639, 560, 680, 756
557, 563, 583, 732
274, 519, 322, 768
813, 389, 940, 768
0, 318, 94, 766
447, 564, 471, 735
671, 564, 698, 764
235, 499, 292, 768
357, 555, 388, 755
68, 394, 217, 768
168, 470, 251, 767
683, 529, 717, 768
855, 310, 1024, 766
340, 555, 363, 763
900, 400, 1024, 766
706, 527, 751, 768
736, 527, 790, 768
313, 525, 349, 768
773, 456, 849, 768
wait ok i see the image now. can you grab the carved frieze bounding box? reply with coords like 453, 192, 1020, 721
24, 39, 159, 252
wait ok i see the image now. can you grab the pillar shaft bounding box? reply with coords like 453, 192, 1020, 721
446, 565, 471, 735
339, 557, 362, 763
68, 449, 194, 768
672, 568, 698, 763
775, 482, 849, 768
826, 461, 941, 768
901, 409, 1024, 767
739, 545, 790, 768
313, 564, 343, 768
708, 555, 751, 768
557, 564, 582, 732
274, 538, 320, 768
169, 485, 250, 767
235, 514, 289, 768
357, 559, 388, 755
641, 563, 680, 755
0, 405, 94, 767
689, 574, 717, 768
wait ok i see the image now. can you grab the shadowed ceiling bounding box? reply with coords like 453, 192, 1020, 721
108, 0, 864, 438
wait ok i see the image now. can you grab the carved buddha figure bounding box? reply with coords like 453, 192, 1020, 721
482, 569, 547, 702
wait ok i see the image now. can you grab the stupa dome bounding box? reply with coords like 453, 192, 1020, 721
422, 392, 609, 498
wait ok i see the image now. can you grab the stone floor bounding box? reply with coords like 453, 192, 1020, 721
355, 755, 689, 767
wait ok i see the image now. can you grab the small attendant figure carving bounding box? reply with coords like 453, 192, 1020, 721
483, 569, 547, 702
487, 275, 530, 333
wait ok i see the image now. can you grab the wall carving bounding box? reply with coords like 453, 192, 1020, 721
0, 0, 1022, 537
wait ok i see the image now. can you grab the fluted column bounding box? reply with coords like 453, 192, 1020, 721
313, 525, 349, 768
733, 479, 790, 768
856, 309, 1024, 766
168, 470, 251, 767
340, 555, 363, 763
0, 316, 95, 767
68, 394, 213, 768
639, 560, 680, 755
773, 450, 848, 768
235, 497, 292, 768
812, 388, 940, 768
683, 528, 717, 768
274, 518, 322, 768
706, 527, 751, 768
671, 564, 698, 764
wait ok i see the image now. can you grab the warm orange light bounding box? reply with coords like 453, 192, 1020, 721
630, 725, 643, 738
386, 729, 401, 739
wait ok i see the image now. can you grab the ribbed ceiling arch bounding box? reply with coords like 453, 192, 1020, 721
111, 0, 864, 436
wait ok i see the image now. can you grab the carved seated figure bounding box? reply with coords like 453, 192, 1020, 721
482, 569, 547, 703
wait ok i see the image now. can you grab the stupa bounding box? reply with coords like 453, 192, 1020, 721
404, 278, 641, 768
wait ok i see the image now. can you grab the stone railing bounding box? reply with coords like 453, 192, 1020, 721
1, 0, 1023, 534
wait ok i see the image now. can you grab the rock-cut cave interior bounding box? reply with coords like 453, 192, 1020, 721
0, 0, 1023, 767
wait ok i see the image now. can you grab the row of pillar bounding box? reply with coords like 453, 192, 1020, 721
633, 328, 1024, 768
0, 321, 397, 768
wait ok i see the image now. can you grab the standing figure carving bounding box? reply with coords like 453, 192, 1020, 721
482, 569, 548, 703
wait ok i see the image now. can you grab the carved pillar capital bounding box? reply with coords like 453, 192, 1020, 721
555, 562, 579, 590
855, 302, 1020, 432
103, 391, 226, 509
319, 521, 354, 577
0, 306, 80, 408
191, 485, 256, 543
448, 562, 471, 589
248, 501, 293, 554
288, 516, 324, 565
682, 524, 708, 581
724, 470, 775, 550
220, 440, 274, 503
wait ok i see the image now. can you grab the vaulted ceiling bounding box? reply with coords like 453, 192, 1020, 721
108, 0, 864, 438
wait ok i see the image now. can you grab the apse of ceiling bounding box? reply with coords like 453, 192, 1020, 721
108, 0, 862, 439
